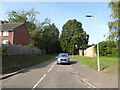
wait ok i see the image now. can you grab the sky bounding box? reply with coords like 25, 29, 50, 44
0, 1, 112, 45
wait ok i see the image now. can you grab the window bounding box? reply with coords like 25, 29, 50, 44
0, 32, 1, 36
2, 40, 9, 44
3, 31, 9, 36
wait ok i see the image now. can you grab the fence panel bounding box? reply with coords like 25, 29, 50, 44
2, 45, 43, 55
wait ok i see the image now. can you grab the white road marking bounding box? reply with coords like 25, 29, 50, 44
77, 72, 96, 88
32, 74, 46, 90
32, 63, 55, 90
79, 77, 96, 88
48, 64, 54, 72
82, 78, 96, 88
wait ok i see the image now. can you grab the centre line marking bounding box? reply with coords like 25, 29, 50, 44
32, 64, 55, 90
48, 64, 54, 72
32, 74, 46, 90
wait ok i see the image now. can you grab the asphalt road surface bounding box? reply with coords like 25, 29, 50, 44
2, 57, 91, 89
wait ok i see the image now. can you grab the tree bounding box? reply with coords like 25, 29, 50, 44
30, 22, 60, 54
60, 19, 89, 55
7, 8, 39, 32
6, 9, 61, 54
108, 1, 120, 41
42, 23, 60, 54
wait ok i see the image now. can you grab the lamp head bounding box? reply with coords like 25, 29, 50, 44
86, 14, 95, 17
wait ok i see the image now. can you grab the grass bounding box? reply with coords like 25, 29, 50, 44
73, 56, 118, 74
2, 54, 55, 74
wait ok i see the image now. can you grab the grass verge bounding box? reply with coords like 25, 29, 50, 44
73, 56, 118, 74
2, 54, 55, 74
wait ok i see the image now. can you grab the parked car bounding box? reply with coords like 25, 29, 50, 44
56, 53, 70, 65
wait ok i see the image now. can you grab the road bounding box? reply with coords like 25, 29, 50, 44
2, 57, 91, 89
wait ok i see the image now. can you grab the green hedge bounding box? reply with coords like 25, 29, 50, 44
95, 41, 118, 57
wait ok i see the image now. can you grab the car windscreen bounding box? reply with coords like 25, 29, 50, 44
60, 55, 68, 57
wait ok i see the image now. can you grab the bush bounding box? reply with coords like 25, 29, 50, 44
0, 45, 7, 52
95, 41, 118, 57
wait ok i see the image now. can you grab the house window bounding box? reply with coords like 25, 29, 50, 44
3, 31, 9, 36
2, 40, 9, 44
0, 32, 1, 36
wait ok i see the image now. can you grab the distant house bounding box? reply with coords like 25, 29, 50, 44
0, 21, 31, 45
79, 45, 97, 57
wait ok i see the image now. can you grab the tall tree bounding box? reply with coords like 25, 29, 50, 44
7, 8, 39, 32
31, 23, 60, 54
60, 19, 89, 54
6, 9, 61, 54
108, 1, 120, 41
42, 23, 60, 54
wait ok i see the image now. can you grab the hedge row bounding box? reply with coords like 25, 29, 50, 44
94, 41, 118, 57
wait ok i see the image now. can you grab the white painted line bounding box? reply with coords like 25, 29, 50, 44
48, 64, 54, 72
81, 78, 96, 88
78, 73, 96, 88
32, 74, 46, 90
32, 63, 55, 90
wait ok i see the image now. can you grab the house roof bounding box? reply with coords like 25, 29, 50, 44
0, 23, 24, 31
79, 45, 94, 50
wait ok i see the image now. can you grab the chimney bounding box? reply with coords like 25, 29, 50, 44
0, 20, 4, 25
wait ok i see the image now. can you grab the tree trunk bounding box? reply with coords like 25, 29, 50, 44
82, 48, 84, 56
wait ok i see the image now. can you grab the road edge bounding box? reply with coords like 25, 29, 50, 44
1, 57, 56, 80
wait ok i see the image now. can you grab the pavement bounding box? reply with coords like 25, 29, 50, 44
71, 59, 118, 88
1, 57, 119, 89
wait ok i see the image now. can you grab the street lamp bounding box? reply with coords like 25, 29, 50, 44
86, 14, 100, 71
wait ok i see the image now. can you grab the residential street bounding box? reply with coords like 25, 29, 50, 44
2, 57, 118, 89
1, 2, 119, 90
2, 58, 90, 89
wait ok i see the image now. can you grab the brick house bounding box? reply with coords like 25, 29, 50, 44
0, 21, 31, 45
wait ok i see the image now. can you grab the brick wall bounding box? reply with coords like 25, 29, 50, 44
79, 46, 97, 57
13, 24, 31, 45
0, 31, 14, 44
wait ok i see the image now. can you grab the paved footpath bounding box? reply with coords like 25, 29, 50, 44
71, 59, 118, 88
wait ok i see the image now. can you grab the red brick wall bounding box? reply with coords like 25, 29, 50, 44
13, 24, 31, 45
0, 31, 14, 44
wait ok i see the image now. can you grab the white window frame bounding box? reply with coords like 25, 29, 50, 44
0, 32, 1, 36
3, 31, 9, 36
2, 40, 9, 44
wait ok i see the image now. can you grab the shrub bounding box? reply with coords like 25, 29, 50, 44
95, 41, 118, 57
0, 45, 7, 52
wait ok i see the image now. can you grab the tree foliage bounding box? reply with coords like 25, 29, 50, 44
6, 9, 61, 54
108, 1, 120, 41
30, 23, 60, 54
95, 41, 118, 57
42, 23, 60, 54
7, 8, 39, 32
60, 19, 89, 54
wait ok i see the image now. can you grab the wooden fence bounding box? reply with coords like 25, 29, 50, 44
2, 45, 44, 55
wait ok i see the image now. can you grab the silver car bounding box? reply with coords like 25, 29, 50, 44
56, 53, 70, 65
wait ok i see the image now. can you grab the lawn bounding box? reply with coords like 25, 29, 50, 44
2, 54, 55, 74
73, 56, 118, 74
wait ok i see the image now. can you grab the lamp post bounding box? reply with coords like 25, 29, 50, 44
72, 36, 74, 58
86, 14, 100, 71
